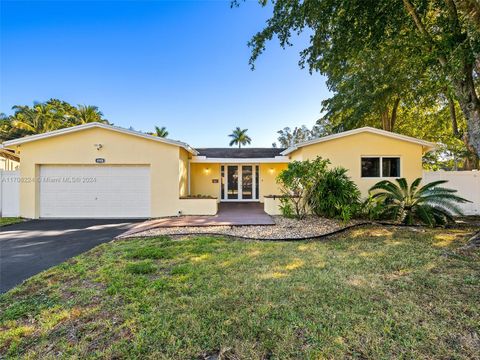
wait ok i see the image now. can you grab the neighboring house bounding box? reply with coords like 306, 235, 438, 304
0, 147, 20, 171
2, 122, 435, 219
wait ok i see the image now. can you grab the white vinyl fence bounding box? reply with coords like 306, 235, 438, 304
0, 170, 20, 217
423, 171, 480, 216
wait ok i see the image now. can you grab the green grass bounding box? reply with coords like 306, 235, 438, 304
0, 217, 23, 227
1, 227, 479, 359
125, 260, 157, 274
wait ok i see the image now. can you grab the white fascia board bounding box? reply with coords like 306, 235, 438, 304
3, 122, 199, 155
281, 127, 437, 155
190, 157, 290, 164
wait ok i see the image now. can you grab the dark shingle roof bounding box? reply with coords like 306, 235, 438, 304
196, 148, 286, 159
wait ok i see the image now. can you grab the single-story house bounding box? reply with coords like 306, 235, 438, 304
3, 122, 435, 219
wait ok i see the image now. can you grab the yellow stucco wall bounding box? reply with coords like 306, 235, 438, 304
14, 127, 186, 218
179, 148, 189, 197
178, 198, 218, 215
264, 196, 283, 215
288, 132, 425, 196
189, 162, 288, 202
258, 163, 288, 200
190, 163, 221, 200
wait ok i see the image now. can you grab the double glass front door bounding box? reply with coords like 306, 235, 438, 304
221, 165, 259, 201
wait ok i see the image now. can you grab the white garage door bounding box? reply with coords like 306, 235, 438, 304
40, 165, 150, 218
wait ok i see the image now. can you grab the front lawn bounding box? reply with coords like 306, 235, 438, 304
0, 217, 22, 227
1, 226, 479, 358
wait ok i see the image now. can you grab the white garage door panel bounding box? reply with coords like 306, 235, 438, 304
40, 165, 150, 218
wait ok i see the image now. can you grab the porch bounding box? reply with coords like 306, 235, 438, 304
189, 162, 288, 202
123, 203, 275, 236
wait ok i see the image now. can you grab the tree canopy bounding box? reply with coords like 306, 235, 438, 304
247, 0, 480, 166
0, 99, 109, 142
275, 126, 314, 147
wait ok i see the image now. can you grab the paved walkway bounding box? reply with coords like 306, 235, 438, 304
121, 202, 274, 237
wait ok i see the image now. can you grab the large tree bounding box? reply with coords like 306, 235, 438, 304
276, 125, 313, 147
246, 0, 480, 157
0, 99, 109, 141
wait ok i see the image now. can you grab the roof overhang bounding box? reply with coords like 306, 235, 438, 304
0, 148, 20, 162
281, 127, 438, 155
2, 122, 199, 155
190, 156, 290, 164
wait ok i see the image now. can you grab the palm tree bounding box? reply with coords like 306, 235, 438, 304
154, 126, 169, 138
75, 105, 106, 124
11, 103, 61, 134
151, 126, 169, 138
369, 178, 470, 226
228, 127, 251, 148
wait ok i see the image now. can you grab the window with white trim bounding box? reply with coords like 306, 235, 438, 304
361, 157, 400, 178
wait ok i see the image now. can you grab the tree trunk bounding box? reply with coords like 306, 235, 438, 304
462, 155, 479, 170
390, 97, 400, 131
453, 0, 480, 29
381, 108, 390, 131
446, 94, 479, 170
380, 98, 400, 132
402, 0, 480, 158
453, 63, 480, 159
447, 95, 459, 137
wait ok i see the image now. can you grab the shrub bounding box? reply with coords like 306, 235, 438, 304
369, 177, 470, 226
279, 197, 295, 218
307, 167, 361, 222
276, 157, 330, 219
362, 194, 388, 220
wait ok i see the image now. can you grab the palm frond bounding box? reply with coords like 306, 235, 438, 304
368, 177, 465, 227
414, 205, 436, 227
417, 180, 449, 194
395, 178, 409, 193
369, 180, 405, 201
409, 177, 422, 195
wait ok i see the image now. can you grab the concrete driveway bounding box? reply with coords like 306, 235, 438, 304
0, 219, 142, 293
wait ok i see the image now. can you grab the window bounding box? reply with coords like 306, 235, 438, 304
227, 166, 238, 199
361, 157, 400, 178
382, 157, 400, 177
242, 166, 253, 199
361, 158, 380, 177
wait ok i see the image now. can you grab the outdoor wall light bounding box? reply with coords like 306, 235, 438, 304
204, 167, 211, 174
269, 168, 275, 174
94, 143, 103, 150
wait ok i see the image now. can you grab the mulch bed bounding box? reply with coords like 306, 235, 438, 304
119, 215, 480, 242
121, 216, 366, 240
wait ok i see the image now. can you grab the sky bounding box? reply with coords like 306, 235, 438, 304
0, 0, 330, 147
